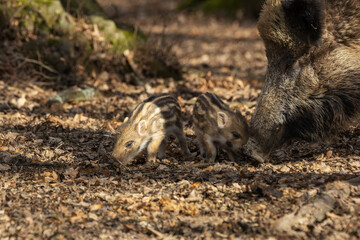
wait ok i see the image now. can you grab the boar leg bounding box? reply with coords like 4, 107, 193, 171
147, 135, 164, 163
194, 129, 207, 159
204, 135, 217, 162
222, 144, 238, 161
174, 128, 191, 156
225, 149, 236, 162
157, 139, 167, 159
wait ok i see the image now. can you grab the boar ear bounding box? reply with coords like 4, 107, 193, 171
282, 0, 324, 45
137, 120, 147, 136
217, 112, 228, 128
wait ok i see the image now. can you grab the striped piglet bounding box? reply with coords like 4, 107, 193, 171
193, 92, 249, 162
113, 94, 190, 165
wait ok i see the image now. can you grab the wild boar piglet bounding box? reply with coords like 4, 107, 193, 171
113, 94, 190, 165
192, 92, 249, 162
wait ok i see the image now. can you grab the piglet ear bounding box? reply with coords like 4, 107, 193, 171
217, 112, 228, 128
282, 0, 324, 45
137, 120, 147, 136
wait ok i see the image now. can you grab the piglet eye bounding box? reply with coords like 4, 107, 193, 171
125, 141, 134, 149
232, 132, 241, 139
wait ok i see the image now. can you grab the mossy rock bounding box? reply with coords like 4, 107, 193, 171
8, 0, 75, 36
4, 0, 179, 85
53, 10, 75, 35
90, 16, 143, 54
58, 0, 145, 53
35, 0, 75, 35
5, 0, 144, 54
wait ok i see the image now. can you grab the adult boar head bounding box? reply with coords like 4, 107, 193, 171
244, 0, 360, 162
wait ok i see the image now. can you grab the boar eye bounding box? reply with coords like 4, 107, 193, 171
232, 132, 241, 139
125, 141, 134, 149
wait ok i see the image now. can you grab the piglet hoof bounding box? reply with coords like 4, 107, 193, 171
145, 155, 158, 167
145, 162, 157, 170
157, 152, 165, 160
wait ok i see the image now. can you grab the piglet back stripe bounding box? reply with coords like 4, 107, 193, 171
164, 118, 180, 128
129, 102, 145, 120
153, 95, 179, 108
129, 94, 178, 120
196, 95, 212, 113
161, 109, 178, 119
204, 92, 226, 110
143, 93, 173, 103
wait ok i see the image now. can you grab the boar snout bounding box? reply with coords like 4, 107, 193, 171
244, 120, 286, 162
248, 0, 360, 159
243, 138, 267, 163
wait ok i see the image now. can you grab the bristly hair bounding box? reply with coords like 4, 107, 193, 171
258, 0, 325, 56
282, 0, 324, 45
285, 81, 360, 141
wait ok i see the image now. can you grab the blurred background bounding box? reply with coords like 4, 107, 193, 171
0, 0, 267, 128
0, 0, 266, 91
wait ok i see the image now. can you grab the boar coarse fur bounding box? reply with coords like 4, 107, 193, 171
244, 0, 360, 162
112, 94, 190, 165
193, 92, 249, 162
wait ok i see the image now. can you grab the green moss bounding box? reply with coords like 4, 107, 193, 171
3, 0, 168, 85
90, 15, 139, 54
6, 0, 74, 36
36, 0, 75, 35
8, 0, 144, 53
37, 1, 63, 27
53, 11, 74, 35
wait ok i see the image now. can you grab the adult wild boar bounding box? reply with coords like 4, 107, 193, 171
244, 0, 360, 162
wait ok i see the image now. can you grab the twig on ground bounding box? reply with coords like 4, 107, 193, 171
147, 226, 165, 239
17, 57, 59, 74
272, 177, 360, 237
188, 162, 214, 169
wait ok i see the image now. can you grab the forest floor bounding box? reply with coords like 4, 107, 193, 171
0, 0, 360, 239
